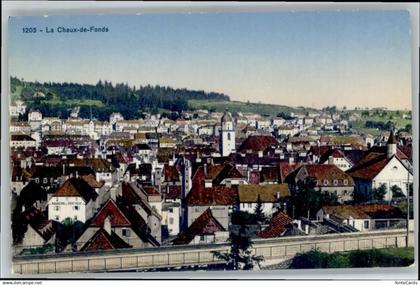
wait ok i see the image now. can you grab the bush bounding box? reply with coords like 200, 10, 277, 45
290, 250, 329, 269
290, 248, 414, 269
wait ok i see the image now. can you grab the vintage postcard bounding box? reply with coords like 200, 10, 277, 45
7, 10, 414, 275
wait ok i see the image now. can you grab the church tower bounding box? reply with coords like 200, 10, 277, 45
220, 110, 236, 157
387, 129, 397, 159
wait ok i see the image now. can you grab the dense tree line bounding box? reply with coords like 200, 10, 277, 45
365, 120, 394, 130
11, 77, 230, 119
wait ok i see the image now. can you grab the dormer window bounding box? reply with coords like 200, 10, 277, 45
333, 180, 338, 186
323, 179, 329, 186
343, 179, 348, 185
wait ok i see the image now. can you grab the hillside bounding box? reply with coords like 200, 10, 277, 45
188, 99, 313, 117
10, 77, 230, 120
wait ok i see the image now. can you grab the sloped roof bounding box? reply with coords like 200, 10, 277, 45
212, 163, 243, 184
346, 154, 390, 180
318, 148, 347, 163
52, 178, 98, 203
258, 211, 294, 238
11, 134, 35, 141
296, 164, 354, 187
89, 199, 131, 227
322, 204, 404, 220
172, 208, 225, 245
143, 186, 160, 196
186, 167, 237, 206
81, 174, 105, 188
238, 135, 279, 152
238, 184, 289, 203
67, 158, 114, 172
80, 228, 131, 251
322, 205, 370, 219
279, 162, 300, 183
164, 164, 180, 182
164, 185, 181, 200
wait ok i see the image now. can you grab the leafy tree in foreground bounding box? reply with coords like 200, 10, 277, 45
391, 185, 405, 198
212, 225, 264, 270
372, 184, 387, 202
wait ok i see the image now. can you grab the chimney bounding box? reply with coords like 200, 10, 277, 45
103, 215, 112, 235
203, 163, 208, 178
205, 179, 213, 188
328, 156, 334, 165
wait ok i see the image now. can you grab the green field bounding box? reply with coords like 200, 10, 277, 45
348, 110, 411, 136
189, 99, 312, 116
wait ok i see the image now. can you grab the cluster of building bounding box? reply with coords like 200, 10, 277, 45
10, 105, 413, 254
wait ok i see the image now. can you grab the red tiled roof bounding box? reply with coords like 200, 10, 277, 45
80, 228, 131, 251
165, 185, 181, 200
143, 186, 160, 196
89, 199, 131, 227
173, 208, 225, 245
279, 162, 300, 183
346, 155, 390, 180
300, 164, 354, 186
259, 211, 294, 238
238, 135, 279, 152
164, 164, 180, 182
212, 163, 243, 184
186, 167, 237, 206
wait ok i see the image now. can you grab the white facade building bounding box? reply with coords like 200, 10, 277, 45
219, 111, 236, 157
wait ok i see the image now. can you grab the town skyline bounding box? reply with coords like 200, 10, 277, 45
9, 11, 412, 109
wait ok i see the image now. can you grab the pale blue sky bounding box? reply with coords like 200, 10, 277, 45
8, 11, 412, 109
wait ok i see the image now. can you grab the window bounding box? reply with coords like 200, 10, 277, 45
35, 178, 39, 183
323, 179, 329, 186
43, 178, 47, 184
55, 206, 60, 211
74, 206, 79, 211
364, 221, 369, 229
55, 216, 59, 221
343, 179, 348, 185
200, 235, 205, 242
122, 229, 130, 237
169, 208, 173, 213
227, 133, 231, 140
169, 217, 174, 225
333, 180, 338, 186
74, 216, 78, 221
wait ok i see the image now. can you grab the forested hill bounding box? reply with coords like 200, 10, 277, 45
10, 77, 230, 120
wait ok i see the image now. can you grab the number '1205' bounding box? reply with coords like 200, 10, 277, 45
22, 27, 37, 33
